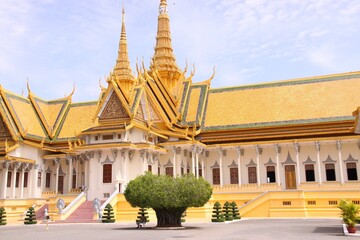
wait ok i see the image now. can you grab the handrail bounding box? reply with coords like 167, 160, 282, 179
61, 192, 85, 215
100, 190, 118, 210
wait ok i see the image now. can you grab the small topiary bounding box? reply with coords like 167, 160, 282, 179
230, 201, 241, 220
24, 207, 37, 225
136, 207, 149, 224
211, 202, 224, 222
181, 210, 186, 223
102, 203, 115, 223
223, 201, 233, 221
0, 207, 7, 225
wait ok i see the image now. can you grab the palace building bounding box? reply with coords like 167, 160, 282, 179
1, 0, 360, 223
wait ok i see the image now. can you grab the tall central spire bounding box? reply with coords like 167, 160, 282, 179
151, 0, 180, 75
114, 5, 134, 88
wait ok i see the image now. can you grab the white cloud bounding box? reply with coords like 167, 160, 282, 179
0, 0, 359, 101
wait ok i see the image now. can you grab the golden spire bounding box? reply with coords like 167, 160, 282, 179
113, 4, 134, 90
151, 0, 180, 75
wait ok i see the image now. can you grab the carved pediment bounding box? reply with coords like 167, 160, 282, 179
100, 92, 129, 120
0, 116, 12, 139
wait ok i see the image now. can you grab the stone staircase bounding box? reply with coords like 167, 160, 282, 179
36, 204, 49, 222
61, 201, 98, 223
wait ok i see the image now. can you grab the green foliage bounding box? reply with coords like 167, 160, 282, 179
211, 202, 224, 222
230, 201, 241, 220
24, 207, 37, 225
338, 199, 360, 227
102, 203, 115, 223
0, 207, 7, 226
124, 172, 212, 209
136, 207, 149, 223
223, 201, 233, 221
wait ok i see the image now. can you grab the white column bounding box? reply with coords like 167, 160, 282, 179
67, 155, 73, 192
140, 150, 145, 173
55, 158, 60, 193
236, 147, 242, 186
76, 157, 80, 188
31, 164, 39, 198
336, 140, 345, 184
124, 149, 130, 185
201, 150, 205, 178
275, 144, 281, 187
84, 159, 89, 189
177, 148, 182, 176
2, 161, 10, 198
172, 147, 177, 177
315, 142, 322, 185
195, 148, 200, 179
217, 147, 224, 187
12, 162, 20, 198
20, 164, 26, 198
294, 142, 301, 187
191, 145, 196, 175
255, 145, 262, 187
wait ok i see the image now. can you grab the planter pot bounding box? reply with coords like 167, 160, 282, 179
347, 226, 357, 234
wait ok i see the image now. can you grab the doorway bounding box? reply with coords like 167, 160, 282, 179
58, 176, 64, 194
285, 165, 296, 189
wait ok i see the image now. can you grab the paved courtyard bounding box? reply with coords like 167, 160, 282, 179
0, 219, 348, 240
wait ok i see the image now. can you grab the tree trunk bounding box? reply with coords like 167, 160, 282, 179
154, 207, 186, 227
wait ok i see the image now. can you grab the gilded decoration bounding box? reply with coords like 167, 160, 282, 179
100, 92, 129, 119
0, 116, 11, 139
147, 97, 161, 122
135, 103, 144, 120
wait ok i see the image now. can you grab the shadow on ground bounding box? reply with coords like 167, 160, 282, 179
313, 226, 344, 237
112, 226, 201, 231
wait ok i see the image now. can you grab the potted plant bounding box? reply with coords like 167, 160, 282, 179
338, 199, 360, 233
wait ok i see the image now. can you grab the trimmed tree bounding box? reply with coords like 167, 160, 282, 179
223, 201, 233, 221
24, 207, 37, 225
211, 202, 224, 222
124, 172, 212, 227
230, 201, 241, 220
0, 207, 7, 225
102, 203, 115, 223
136, 207, 149, 224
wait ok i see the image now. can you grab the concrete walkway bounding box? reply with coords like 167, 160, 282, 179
0, 219, 348, 240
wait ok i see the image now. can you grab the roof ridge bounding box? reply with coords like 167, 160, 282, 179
210, 71, 360, 93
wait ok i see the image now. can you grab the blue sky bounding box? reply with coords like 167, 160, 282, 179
0, 0, 360, 102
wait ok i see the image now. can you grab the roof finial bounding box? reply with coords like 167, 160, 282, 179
113, 2, 134, 90
159, 0, 168, 14
151, 0, 179, 75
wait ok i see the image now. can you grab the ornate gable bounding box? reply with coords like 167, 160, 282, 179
0, 116, 11, 139
100, 92, 129, 120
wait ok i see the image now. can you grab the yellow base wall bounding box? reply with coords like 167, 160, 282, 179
3, 186, 360, 224
111, 190, 360, 222
0, 198, 47, 225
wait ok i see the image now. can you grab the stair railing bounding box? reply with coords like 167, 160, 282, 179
100, 189, 118, 211
58, 192, 86, 220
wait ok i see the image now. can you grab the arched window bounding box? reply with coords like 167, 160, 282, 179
103, 164, 112, 183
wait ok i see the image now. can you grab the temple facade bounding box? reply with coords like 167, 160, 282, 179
1, 0, 360, 222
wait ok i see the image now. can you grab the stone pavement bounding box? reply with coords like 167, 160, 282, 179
0, 219, 348, 240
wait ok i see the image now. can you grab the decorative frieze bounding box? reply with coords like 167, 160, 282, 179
128, 150, 135, 161
282, 152, 296, 166
315, 141, 320, 152
255, 145, 262, 156
274, 144, 281, 154
344, 154, 358, 163
246, 159, 257, 167
264, 158, 277, 166
111, 149, 118, 160
2, 161, 10, 169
